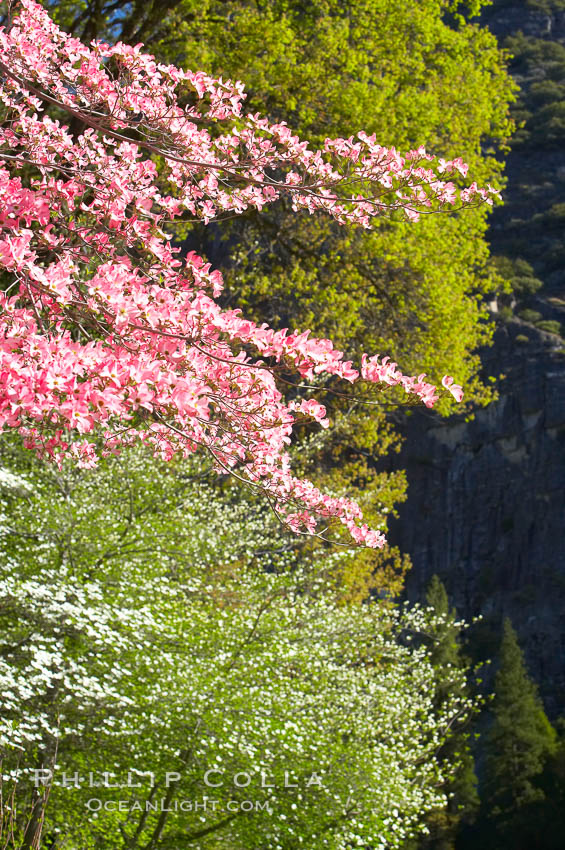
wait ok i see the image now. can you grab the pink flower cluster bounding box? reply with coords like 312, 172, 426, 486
361, 355, 463, 407
0, 1, 482, 546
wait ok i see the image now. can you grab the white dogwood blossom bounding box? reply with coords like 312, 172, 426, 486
0, 440, 474, 849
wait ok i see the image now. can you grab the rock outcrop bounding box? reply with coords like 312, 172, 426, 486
385, 0, 565, 717
389, 319, 565, 715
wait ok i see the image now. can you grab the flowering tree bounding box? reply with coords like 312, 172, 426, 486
0, 442, 475, 850
0, 0, 498, 546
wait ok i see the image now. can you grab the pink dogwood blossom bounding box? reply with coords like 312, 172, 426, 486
0, 1, 488, 545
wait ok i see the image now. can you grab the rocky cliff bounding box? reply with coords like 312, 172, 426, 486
387, 1, 565, 717
390, 319, 565, 714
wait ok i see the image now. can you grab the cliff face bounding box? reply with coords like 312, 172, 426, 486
390, 319, 565, 714
386, 1, 565, 715
485, 2, 565, 296
484, 4, 565, 41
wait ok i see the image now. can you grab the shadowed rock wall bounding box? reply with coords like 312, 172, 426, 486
386, 0, 565, 717
389, 321, 565, 715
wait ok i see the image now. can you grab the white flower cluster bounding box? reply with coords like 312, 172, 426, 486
0, 440, 472, 849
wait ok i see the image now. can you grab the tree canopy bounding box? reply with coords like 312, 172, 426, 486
57, 0, 515, 407
0, 438, 475, 850
38, 0, 517, 582
480, 618, 557, 849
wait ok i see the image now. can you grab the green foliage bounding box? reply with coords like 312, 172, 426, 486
148, 0, 514, 407
485, 619, 557, 806
426, 575, 462, 670
159, 0, 515, 537
404, 577, 480, 850
489, 20, 565, 290
531, 721, 565, 846
524, 0, 565, 12
479, 618, 557, 848
497, 305, 515, 322
518, 308, 543, 322
492, 256, 544, 298
0, 439, 476, 849
536, 318, 563, 335
44, 0, 516, 580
